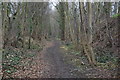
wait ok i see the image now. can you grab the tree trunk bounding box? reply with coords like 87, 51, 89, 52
79, 2, 93, 64
0, 3, 3, 79
59, 2, 65, 41
88, 2, 96, 65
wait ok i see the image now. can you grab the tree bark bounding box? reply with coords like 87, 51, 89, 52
0, 3, 3, 79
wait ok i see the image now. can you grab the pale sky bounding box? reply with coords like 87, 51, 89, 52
2, 0, 120, 2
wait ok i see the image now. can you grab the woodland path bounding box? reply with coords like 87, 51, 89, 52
12, 40, 86, 78
40, 40, 76, 78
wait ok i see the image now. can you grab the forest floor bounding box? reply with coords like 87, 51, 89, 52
3, 40, 117, 78
9, 40, 85, 78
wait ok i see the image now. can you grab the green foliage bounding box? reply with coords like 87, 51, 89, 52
30, 43, 42, 51
97, 61, 117, 69
97, 55, 110, 63
70, 51, 80, 55
3, 48, 37, 77
27, 53, 35, 57
63, 43, 81, 56
112, 13, 120, 18
96, 49, 117, 63
65, 43, 74, 49
95, 50, 118, 70
3, 49, 22, 76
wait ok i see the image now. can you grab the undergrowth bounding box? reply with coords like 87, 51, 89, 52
2, 42, 43, 78
63, 43, 118, 70
112, 13, 120, 18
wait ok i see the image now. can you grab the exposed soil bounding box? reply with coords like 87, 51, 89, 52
41, 40, 74, 78
3, 40, 118, 79
10, 40, 86, 78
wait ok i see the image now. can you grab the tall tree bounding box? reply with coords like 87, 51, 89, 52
0, 2, 2, 79
87, 2, 96, 65
58, 2, 65, 40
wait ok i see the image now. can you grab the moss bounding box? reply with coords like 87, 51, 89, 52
112, 13, 120, 18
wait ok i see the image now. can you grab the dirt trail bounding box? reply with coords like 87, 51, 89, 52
6, 40, 117, 78
40, 40, 75, 78
12, 40, 85, 78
